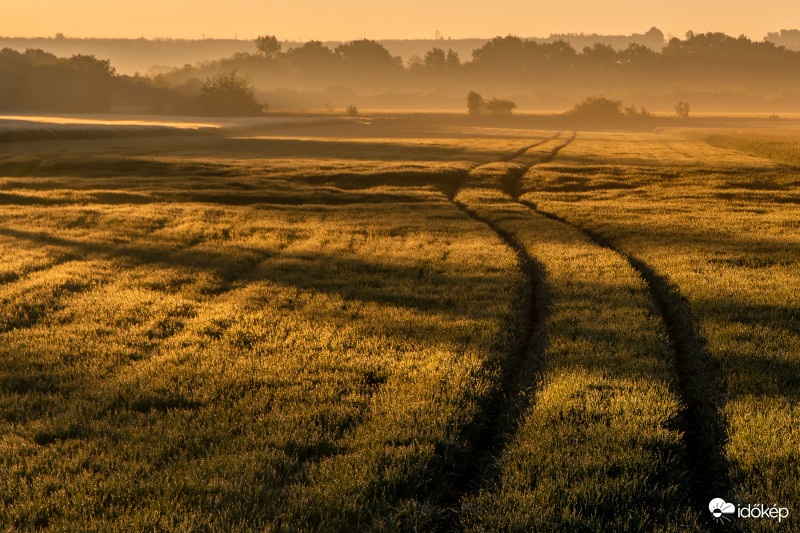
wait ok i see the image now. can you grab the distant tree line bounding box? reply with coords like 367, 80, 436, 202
0, 48, 262, 115
154, 31, 800, 109
0, 48, 185, 113
6, 30, 800, 115
170, 31, 800, 83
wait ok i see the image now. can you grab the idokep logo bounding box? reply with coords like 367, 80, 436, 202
709, 498, 735, 524
709, 497, 791, 524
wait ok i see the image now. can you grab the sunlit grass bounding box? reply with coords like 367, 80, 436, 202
454, 187, 697, 531
525, 130, 800, 531
1, 119, 798, 530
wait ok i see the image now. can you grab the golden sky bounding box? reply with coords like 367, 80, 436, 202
3, 0, 799, 40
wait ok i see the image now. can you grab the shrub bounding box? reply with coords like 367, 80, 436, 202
467, 92, 516, 116
178, 70, 264, 116
675, 101, 691, 119
566, 97, 623, 120
346, 104, 358, 117
624, 105, 652, 118
484, 98, 517, 116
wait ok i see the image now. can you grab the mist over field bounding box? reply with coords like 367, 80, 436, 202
1, 15, 800, 533
6, 28, 800, 113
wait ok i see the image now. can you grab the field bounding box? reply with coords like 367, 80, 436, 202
0, 114, 798, 531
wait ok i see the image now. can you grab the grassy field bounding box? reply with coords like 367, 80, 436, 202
1, 115, 798, 530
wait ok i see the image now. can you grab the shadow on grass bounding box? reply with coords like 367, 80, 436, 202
0, 226, 505, 320
528, 203, 734, 527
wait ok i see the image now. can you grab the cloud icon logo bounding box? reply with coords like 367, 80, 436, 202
709, 498, 736, 523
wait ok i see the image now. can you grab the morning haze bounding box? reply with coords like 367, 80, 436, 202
1, 2, 799, 532
3, 0, 798, 40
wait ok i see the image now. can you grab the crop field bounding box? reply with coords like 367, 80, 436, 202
0, 115, 798, 531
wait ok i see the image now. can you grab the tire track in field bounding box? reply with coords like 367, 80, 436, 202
435, 132, 576, 507
498, 132, 562, 162
502, 132, 576, 199
518, 200, 732, 523
443, 132, 574, 200
435, 138, 562, 519
443, 199, 548, 513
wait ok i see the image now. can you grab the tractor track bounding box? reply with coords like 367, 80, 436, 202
516, 202, 732, 526
436, 135, 578, 524
461, 129, 731, 524
498, 129, 731, 520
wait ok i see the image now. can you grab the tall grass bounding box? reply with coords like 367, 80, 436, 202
525, 130, 800, 531
454, 186, 697, 531
0, 192, 529, 530
1, 120, 797, 530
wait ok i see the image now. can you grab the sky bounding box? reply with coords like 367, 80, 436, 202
3, 0, 800, 41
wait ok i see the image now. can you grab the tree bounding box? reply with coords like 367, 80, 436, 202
285, 40, 338, 69
424, 48, 447, 69
467, 91, 484, 115
255, 35, 281, 59
180, 70, 264, 116
67, 54, 116, 76
335, 39, 402, 69
675, 101, 691, 118
565, 97, 623, 120
446, 49, 461, 68
484, 98, 517, 116
624, 104, 652, 118
467, 92, 516, 116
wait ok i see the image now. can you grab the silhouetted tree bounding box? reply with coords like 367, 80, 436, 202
624, 104, 651, 118
675, 101, 691, 118
472, 35, 527, 70
566, 97, 623, 119
424, 48, 447, 69
285, 40, 338, 69
467, 91, 484, 115
335, 40, 402, 69
582, 43, 617, 69
180, 70, 264, 116
446, 49, 461, 68
255, 35, 281, 59
484, 98, 517, 116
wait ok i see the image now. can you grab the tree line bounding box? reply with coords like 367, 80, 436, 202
179, 31, 800, 84
5, 30, 800, 115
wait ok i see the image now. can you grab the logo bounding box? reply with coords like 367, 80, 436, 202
709, 498, 790, 524
709, 498, 736, 524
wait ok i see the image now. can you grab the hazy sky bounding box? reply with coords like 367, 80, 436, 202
4, 0, 799, 40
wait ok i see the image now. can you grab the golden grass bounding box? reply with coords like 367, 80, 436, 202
1, 117, 798, 530
524, 130, 800, 531
0, 189, 528, 530
454, 187, 697, 531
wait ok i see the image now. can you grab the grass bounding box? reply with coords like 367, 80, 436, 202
1, 114, 798, 530
523, 130, 800, 531
453, 186, 697, 531
0, 192, 527, 531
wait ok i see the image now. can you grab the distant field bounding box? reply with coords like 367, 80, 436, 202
0, 115, 797, 531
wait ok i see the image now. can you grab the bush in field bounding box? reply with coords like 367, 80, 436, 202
484, 98, 517, 116
178, 70, 265, 116
624, 104, 652, 118
346, 104, 358, 116
467, 91, 516, 116
565, 96, 623, 120
676, 101, 691, 119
